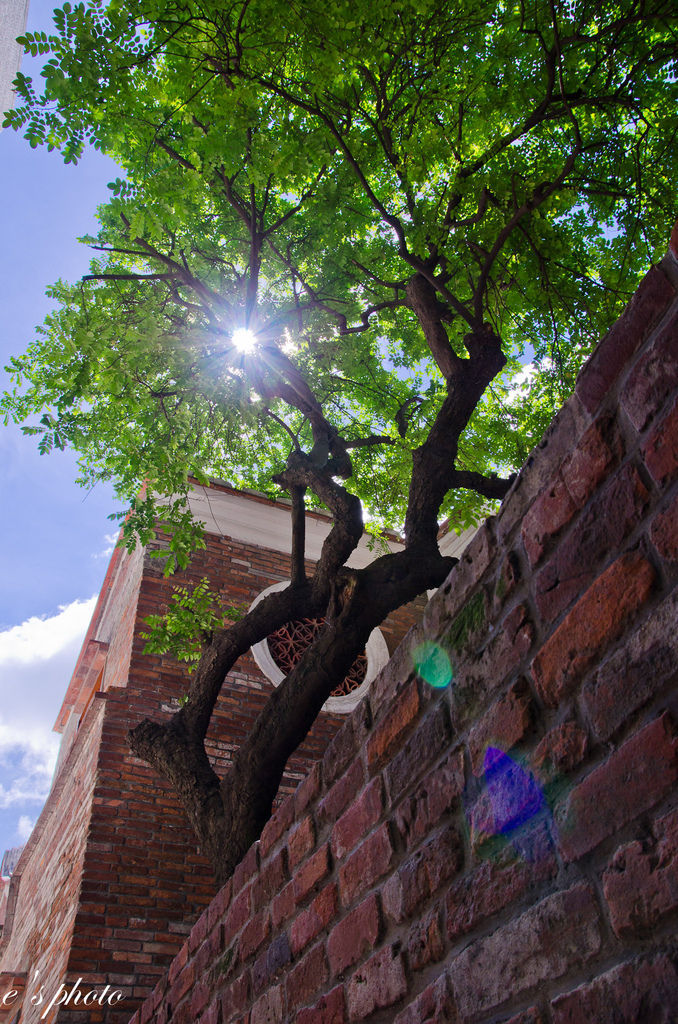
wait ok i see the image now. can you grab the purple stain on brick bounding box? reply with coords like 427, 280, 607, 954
484, 747, 544, 835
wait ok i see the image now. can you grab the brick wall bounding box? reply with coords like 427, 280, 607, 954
130, 240, 678, 1024
0, 500, 421, 1024
0, 703, 105, 1022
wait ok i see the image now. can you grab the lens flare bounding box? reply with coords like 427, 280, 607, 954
484, 746, 544, 834
232, 327, 256, 353
413, 640, 453, 688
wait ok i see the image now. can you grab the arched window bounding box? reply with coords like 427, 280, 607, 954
249, 581, 389, 713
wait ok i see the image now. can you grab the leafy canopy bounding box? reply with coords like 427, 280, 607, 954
3, 0, 676, 564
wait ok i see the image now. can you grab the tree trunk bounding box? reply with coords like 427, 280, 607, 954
130, 544, 457, 884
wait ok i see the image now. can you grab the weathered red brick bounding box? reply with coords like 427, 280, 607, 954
446, 823, 556, 940
296, 985, 346, 1024
394, 748, 464, 849
501, 1007, 545, 1024
532, 552, 655, 706
468, 679, 534, 776
199, 1000, 221, 1024
285, 943, 328, 1012
271, 880, 295, 931
294, 845, 331, 905
575, 264, 675, 414
366, 679, 421, 770
318, 759, 364, 827
603, 808, 678, 937
231, 842, 259, 898
581, 587, 678, 741
406, 907, 444, 972
492, 549, 522, 614
259, 798, 295, 859
551, 954, 678, 1023
167, 941, 188, 985
189, 978, 210, 1018
650, 492, 678, 562
392, 973, 456, 1024
385, 700, 451, 804
533, 721, 588, 783
322, 703, 370, 786
537, 463, 650, 623
521, 476, 576, 567
251, 932, 291, 995
330, 777, 383, 861
169, 1001, 193, 1024
382, 825, 462, 924
290, 884, 337, 956
139, 992, 157, 1024
288, 815, 315, 870
449, 885, 601, 1018
643, 393, 678, 484
222, 885, 250, 944
450, 603, 534, 726
496, 397, 591, 545
188, 911, 209, 954
338, 824, 394, 908
346, 945, 408, 1021
251, 849, 287, 912
621, 316, 678, 432
556, 714, 678, 862
239, 908, 270, 962
250, 982, 284, 1024
294, 762, 321, 820
168, 961, 195, 1006
327, 893, 380, 975
560, 416, 621, 508
206, 880, 231, 934
220, 971, 250, 1016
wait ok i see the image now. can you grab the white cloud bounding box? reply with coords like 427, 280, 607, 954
16, 815, 35, 842
93, 532, 119, 560
0, 597, 96, 666
0, 598, 96, 846
0, 737, 59, 808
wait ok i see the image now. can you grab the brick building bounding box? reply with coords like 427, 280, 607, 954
0, 483, 468, 1022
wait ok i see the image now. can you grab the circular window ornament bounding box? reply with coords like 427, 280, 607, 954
249, 581, 389, 713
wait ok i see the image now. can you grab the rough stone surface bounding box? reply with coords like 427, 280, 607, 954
551, 955, 678, 1023
602, 808, 678, 937
533, 721, 588, 783
346, 945, 408, 1021
449, 885, 602, 1018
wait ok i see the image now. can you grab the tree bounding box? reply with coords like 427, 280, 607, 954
2, 0, 676, 884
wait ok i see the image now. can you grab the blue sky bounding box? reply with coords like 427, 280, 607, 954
0, 0, 121, 855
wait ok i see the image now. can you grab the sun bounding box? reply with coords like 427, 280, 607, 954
232, 327, 257, 353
